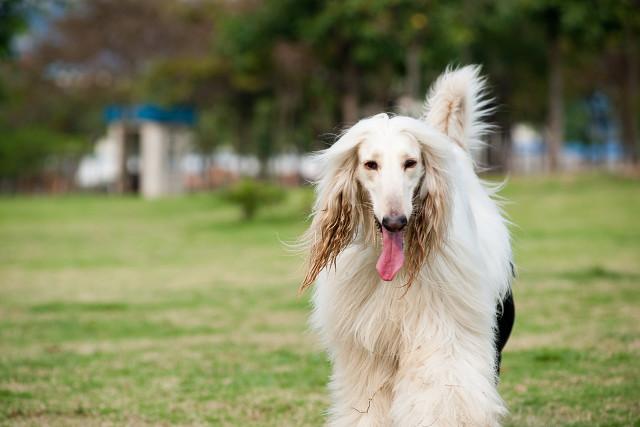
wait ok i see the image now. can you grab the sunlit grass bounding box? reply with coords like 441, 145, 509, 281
0, 174, 638, 426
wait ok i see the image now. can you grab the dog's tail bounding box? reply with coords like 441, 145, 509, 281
422, 65, 494, 153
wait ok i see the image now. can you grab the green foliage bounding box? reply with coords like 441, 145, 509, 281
565, 101, 590, 143
0, 0, 637, 181
222, 178, 287, 220
0, 127, 86, 182
0, 0, 26, 59
0, 129, 49, 180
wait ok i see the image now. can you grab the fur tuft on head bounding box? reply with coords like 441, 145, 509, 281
423, 65, 493, 152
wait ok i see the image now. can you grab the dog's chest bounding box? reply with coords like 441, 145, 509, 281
343, 277, 422, 355
315, 246, 431, 356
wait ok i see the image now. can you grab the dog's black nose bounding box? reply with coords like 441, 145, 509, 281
382, 215, 407, 232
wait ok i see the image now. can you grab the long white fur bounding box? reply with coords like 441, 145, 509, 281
307, 66, 513, 426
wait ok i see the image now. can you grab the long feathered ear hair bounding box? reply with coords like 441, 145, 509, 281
298, 119, 380, 293
403, 144, 451, 288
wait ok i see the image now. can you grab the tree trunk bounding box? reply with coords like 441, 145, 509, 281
620, 29, 638, 165
494, 110, 513, 173
547, 35, 564, 172
202, 153, 212, 190
235, 121, 249, 182
341, 64, 359, 125
406, 43, 421, 99
489, 77, 513, 173
257, 133, 271, 181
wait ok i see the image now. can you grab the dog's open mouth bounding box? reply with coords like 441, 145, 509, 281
374, 218, 405, 281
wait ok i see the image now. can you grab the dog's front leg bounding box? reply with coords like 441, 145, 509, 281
390, 339, 506, 427
326, 342, 395, 427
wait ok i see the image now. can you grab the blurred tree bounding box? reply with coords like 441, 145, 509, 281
212, 0, 473, 153
29, 0, 215, 102
541, 3, 565, 172
604, 0, 640, 164
0, 0, 219, 190
2, 0, 638, 190
538, 0, 640, 166
0, 0, 26, 102
0, 126, 83, 192
0, 0, 26, 59
468, 0, 638, 170
514, 0, 639, 170
468, 0, 548, 170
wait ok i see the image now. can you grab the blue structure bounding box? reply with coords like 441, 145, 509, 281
105, 104, 197, 126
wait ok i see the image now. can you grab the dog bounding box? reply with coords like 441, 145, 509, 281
299, 66, 515, 427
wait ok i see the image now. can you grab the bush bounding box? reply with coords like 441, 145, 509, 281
222, 178, 286, 220
0, 127, 86, 186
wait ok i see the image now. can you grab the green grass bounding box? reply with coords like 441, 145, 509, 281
0, 174, 638, 426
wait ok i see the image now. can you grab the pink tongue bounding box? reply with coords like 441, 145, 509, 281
376, 229, 405, 281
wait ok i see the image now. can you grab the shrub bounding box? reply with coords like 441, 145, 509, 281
222, 178, 286, 220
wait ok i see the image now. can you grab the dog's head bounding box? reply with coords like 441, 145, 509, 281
300, 65, 491, 292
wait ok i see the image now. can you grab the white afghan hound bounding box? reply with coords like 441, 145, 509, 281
299, 66, 515, 427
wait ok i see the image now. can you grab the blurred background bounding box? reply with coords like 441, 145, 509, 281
0, 1, 638, 426
1, 0, 639, 193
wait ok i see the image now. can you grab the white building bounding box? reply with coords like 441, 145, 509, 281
77, 105, 195, 199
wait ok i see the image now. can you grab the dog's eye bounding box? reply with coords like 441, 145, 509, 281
404, 159, 418, 169
364, 161, 378, 171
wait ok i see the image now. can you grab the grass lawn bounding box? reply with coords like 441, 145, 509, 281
0, 174, 638, 426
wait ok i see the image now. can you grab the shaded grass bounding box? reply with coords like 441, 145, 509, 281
0, 174, 639, 426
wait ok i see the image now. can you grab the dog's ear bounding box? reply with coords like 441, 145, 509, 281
299, 142, 369, 293
423, 65, 492, 151
404, 153, 450, 287
299, 115, 390, 292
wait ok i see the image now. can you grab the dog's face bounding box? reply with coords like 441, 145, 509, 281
356, 132, 424, 227
356, 132, 425, 281
299, 117, 450, 290
300, 66, 487, 292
